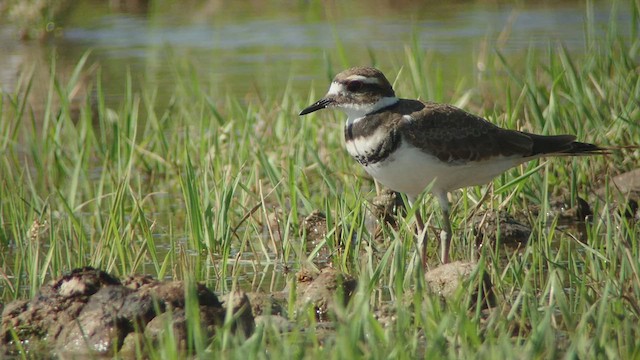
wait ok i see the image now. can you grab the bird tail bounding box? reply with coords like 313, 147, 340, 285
559, 140, 609, 155
527, 133, 609, 156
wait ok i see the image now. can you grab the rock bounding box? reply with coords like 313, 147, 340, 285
125, 281, 227, 350
425, 261, 494, 308
51, 267, 121, 298
0, 300, 30, 343
295, 267, 357, 321
119, 290, 158, 329
144, 312, 185, 349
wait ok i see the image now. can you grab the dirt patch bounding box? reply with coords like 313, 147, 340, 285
0, 268, 231, 357
0, 265, 360, 357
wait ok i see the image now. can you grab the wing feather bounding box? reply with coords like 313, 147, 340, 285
397, 101, 533, 162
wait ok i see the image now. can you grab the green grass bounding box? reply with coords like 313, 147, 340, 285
1, 1, 640, 358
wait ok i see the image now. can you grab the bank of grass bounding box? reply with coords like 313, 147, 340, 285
1, 3, 640, 359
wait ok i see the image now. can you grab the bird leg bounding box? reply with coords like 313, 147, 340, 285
435, 191, 452, 264
415, 210, 428, 269
440, 207, 452, 264
407, 195, 427, 269
408, 197, 428, 269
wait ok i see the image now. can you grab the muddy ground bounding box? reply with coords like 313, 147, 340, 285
0, 263, 490, 357
1, 169, 637, 357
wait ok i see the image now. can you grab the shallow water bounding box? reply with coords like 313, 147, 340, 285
0, 0, 632, 105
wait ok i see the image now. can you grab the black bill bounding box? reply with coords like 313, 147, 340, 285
299, 97, 334, 116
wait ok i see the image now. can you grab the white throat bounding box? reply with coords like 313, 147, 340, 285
340, 96, 398, 126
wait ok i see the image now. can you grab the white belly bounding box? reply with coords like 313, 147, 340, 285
360, 142, 523, 197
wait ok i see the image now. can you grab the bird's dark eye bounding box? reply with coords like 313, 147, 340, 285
346, 81, 363, 92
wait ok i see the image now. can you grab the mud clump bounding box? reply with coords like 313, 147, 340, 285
221, 291, 256, 336
373, 262, 496, 330
294, 267, 357, 321
1, 267, 122, 355
0, 266, 360, 357
528, 196, 593, 224
301, 210, 339, 264
599, 168, 640, 200
473, 210, 532, 249
245, 291, 286, 317
597, 168, 640, 219
371, 188, 405, 230
525, 196, 594, 242
302, 210, 329, 247
425, 261, 495, 309
0, 267, 244, 357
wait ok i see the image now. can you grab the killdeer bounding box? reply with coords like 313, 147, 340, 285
299, 66, 605, 265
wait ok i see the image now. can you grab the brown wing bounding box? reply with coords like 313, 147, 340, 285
397, 100, 536, 163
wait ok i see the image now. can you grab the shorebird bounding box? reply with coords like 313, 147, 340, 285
300, 66, 604, 265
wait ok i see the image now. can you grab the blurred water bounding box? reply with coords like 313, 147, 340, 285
0, 0, 632, 104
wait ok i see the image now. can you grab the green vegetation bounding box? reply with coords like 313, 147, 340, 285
1, 1, 639, 358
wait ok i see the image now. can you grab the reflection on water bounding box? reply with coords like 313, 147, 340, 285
0, 0, 633, 106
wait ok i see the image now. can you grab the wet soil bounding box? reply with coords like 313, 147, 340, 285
0, 266, 359, 357
0, 261, 490, 358
4, 170, 637, 356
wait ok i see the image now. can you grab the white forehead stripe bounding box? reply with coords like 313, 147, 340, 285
327, 81, 345, 96
346, 75, 380, 84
